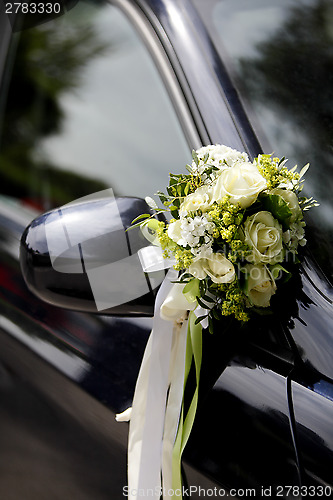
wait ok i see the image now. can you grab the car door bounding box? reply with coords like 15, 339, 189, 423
189, 0, 333, 494
0, 0, 319, 498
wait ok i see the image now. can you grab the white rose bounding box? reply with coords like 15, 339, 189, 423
244, 264, 277, 307
212, 161, 267, 208
189, 252, 235, 284
269, 188, 302, 223
167, 219, 183, 245
244, 211, 283, 264
180, 185, 213, 215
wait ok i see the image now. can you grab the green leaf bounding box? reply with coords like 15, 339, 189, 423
199, 279, 207, 296
269, 263, 290, 280
194, 315, 208, 325
183, 278, 200, 303
131, 213, 151, 224
208, 316, 214, 334
156, 190, 168, 204
184, 182, 191, 196
126, 219, 150, 231
169, 175, 177, 186
204, 165, 219, 177
278, 156, 286, 167
212, 308, 221, 320
299, 163, 309, 179
201, 294, 215, 303
192, 150, 199, 166
196, 296, 211, 309
178, 273, 193, 282
260, 193, 292, 227
140, 218, 160, 244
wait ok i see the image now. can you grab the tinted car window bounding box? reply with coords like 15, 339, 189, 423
0, 0, 190, 211
193, 0, 333, 285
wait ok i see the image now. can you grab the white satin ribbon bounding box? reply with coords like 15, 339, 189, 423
161, 318, 188, 499
127, 268, 193, 498
138, 246, 176, 273
121, 246, 206, 498
128, 271, 174, 499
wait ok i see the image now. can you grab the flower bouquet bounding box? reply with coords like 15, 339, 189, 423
140, 144, 318, 323
121, 144, 318, 500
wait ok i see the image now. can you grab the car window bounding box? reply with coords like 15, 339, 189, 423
193, 0, 333, 285
0, 0, 190, 212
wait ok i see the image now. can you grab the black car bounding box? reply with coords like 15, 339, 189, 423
0, 0, 333, 498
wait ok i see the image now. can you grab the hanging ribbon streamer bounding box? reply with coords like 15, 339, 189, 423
116, 246, 204, 500
127, 271, 175, 500
161, 315, 191, 499
171, 311, 202, 496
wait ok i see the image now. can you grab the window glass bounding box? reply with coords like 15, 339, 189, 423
193, 0, 333, 284
0, 0, 190, 212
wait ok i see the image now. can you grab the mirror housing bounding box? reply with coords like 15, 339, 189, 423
20, 195, 165, 316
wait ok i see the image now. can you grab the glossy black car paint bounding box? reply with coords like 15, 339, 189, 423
0, 0, 332, 498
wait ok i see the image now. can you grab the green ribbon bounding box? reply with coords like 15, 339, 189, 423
171, 311, 202, 498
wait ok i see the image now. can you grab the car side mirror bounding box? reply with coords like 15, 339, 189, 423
20, 193, 165, 316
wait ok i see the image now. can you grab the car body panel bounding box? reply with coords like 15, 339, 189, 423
187, 364, 300, 492
0, 0, 332, 497
292, 379, 333, 488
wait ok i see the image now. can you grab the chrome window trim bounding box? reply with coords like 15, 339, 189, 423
132, 0, 261, 156
110, 0, 204, 150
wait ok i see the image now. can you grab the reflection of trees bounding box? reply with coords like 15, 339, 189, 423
239, 0, 333, 282
240, 0, 333, 160
0, 5, 109, 210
